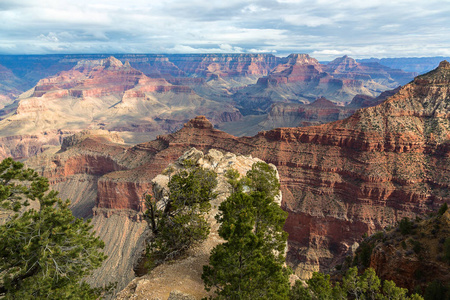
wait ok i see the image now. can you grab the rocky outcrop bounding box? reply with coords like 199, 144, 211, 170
234, 54, 412, 115
261, 54, 325, 85
24, 130, 130, 218
88, 209, 149, 296
116, 148, 275, 300
124, 55, 186, 78
0, 131, 67, 160
224, 91, 397, 137
0, 54, 419, 160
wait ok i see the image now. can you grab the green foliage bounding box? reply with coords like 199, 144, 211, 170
424, 280, 450, 300
410, 240, 422, 254
202, 162, 290, 299
0, 158, 106, 299
354, 240, 374, 268
290, 267, 423, 300
290, 281, 312, 300
0, 157, 41, 211
399, 217, 413, 235
438, 203, 448, 216
372, 231, 384, 241
444, 238, 450, 263
401, 240, 407, 249
144, 161, 217, 263
380, 280, 409, 300
307, 272, 334, 300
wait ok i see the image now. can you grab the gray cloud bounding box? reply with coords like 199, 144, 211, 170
0, 0, 449, 59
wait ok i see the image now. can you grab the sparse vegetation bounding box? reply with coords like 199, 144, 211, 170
444, 238, 450, 264
438, 203, 448, 216
399, 217, 414, 235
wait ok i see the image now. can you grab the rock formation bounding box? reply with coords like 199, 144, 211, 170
27, 141, 274, 297
233, 54, 415, 115
51, 63, 450, 279
0, 56, 241, 160
166, 53, 280, 78
220, 90, 398, 136
327, 55, 415, 87
0, 53, 418, 159
27, 57, 450, 285
7, 61, 447, 298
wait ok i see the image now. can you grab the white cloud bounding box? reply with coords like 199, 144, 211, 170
0, 0, 450, 60
283, 14, 333, 27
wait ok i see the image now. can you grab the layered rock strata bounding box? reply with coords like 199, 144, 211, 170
166, 53, 280, 78
234, 54, 415, 115
25, 62, 450, 287
0, 57, 240, 160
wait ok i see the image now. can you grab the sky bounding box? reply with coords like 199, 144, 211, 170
1, 0, 450, 60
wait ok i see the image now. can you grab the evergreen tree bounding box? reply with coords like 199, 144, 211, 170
290, 267, 423, 300
0, 158, 106, 299
202, 162, 290, 299
144, 160, 217, 263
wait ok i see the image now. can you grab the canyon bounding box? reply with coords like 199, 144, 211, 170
0, 53, 417, 161
22, 61, 450, 296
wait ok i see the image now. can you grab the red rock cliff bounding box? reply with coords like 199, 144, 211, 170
29, 62, 450, 278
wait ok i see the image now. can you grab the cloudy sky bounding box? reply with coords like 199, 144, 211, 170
1, 0, 450, 60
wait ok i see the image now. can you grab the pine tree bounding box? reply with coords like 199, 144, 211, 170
0, 158, 106, 299
202, 162, 291, 299
290, 267, 424, 300
144, 160, 217, 263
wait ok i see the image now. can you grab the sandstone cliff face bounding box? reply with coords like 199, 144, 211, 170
265, 97, 354, 127
220, 90, 397, 137
24, 130, 130, 220
0, 53, 418, 161
0, 131, 67, 160
126, 55, 186, 78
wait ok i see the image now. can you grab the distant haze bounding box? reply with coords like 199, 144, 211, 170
1, 0, 450, 60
